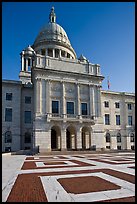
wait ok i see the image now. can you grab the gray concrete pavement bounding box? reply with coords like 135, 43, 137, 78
2, 153, 26, 202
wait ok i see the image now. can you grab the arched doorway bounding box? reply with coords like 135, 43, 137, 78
82, 127, 91, 150
66, 126, 76, 150
66, 129, 71, 149
51, 126, 61, 150
51, 129, 57, 149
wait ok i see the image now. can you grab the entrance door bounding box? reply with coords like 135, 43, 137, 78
51, 129, 57, 149
82, 132, 86, 149
66, 130, 71, 149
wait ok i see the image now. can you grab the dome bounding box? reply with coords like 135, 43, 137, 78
34, 22, 71, 48
24, 45, 34, 52
78, 54, 87, 62
33, 7, 76, 59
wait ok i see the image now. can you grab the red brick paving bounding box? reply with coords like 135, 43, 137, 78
58, 176, 121, 194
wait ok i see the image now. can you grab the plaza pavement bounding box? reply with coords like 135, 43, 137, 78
2, 151, 135, 202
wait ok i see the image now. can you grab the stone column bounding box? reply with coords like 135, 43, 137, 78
110, 136, 117, 150
25, 58, 28, 71
71, 133, 76, 149
35, 79, 40, 113
91, 86, 95, 117
61, 128, 67, 151
21, 55, 24, 71
59, 49, 61, 58
97, 86, 101, 117
57, 135, 61, 150
62, 81, 66, 118
89, 85, 92, 116
85, 132, 90, 149
46, 80, 51, 114
126, 135, 131, 150
53, 49, 55, 58
77, 128, 82, 150
41, 79, 46, 114
77, 83, 81, 118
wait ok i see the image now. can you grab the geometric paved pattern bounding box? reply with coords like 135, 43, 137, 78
5, 152, 135, 202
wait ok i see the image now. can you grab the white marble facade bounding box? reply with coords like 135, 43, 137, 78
2, 7, 135, 152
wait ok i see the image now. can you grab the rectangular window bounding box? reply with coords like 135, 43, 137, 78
104, 101, 109, 108
24, 111, 31, 123
116, 115, 120, 125
25, 96, 31, 104
55, 49, 59, 58
5, 108, 12, 122
81, 103, 87, 115
115, 102, 120, 108
105, 114, 110, 125
52, 101, 59, 114
128, 103, 132, 110
6, 93, 12, 101
48, 48, 53, 57
67, 102, 74, 114
128, 116, 132, 126
41, 49, 45, 55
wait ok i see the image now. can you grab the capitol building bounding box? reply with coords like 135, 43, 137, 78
2, 7, 135, 153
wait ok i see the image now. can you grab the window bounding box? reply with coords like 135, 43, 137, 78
6, 93, 12, 101
52, 101, 59, 114
105, 114, 110, 125
128, 116, 132, 126
41, 49, 45, 55
67, 102, 74, 114
5, 131, 12, 143
55, 49, 59, 58
5, 108, 12, 122
104, 101, 109, 108
130, 133, 135, 142
48, 48, 53, 57
67, 53, 70, 58
5, 147, 11, 152
81, 103, 87, 115
128, 103, 132, 110
24, 111, 31, 123
116, 115, 120, 125
24, 132, 31, 143
25, 96, 31, 104
106, 146, 110, 149
131, 146, 135, 150
115, 102, 120, 108
117, 133, 121, 143
106, 133, 110, 143
61, 50, 65, 57
25, 146, 31, 150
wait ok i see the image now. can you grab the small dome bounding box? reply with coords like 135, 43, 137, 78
25, 45, 34, 52
78, 54, 87, 62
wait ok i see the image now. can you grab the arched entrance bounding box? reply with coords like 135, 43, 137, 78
51, 126, 61, 150
66, 125, 76, 150
82, 127, 91, 150
66, 129, 71, 149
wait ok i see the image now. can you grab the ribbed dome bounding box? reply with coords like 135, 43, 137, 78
34, 22, 71, 48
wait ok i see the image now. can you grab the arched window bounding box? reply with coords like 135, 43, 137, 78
106, 133, 110, 143
117, 133, 121, 143
24, 132, 31, 143
5, 131, 12, 143
130, 133, 135, 142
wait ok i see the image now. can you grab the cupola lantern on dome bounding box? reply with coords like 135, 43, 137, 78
49, 7, 56, 23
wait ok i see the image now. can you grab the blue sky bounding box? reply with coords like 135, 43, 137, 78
2, 2, 135, 93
